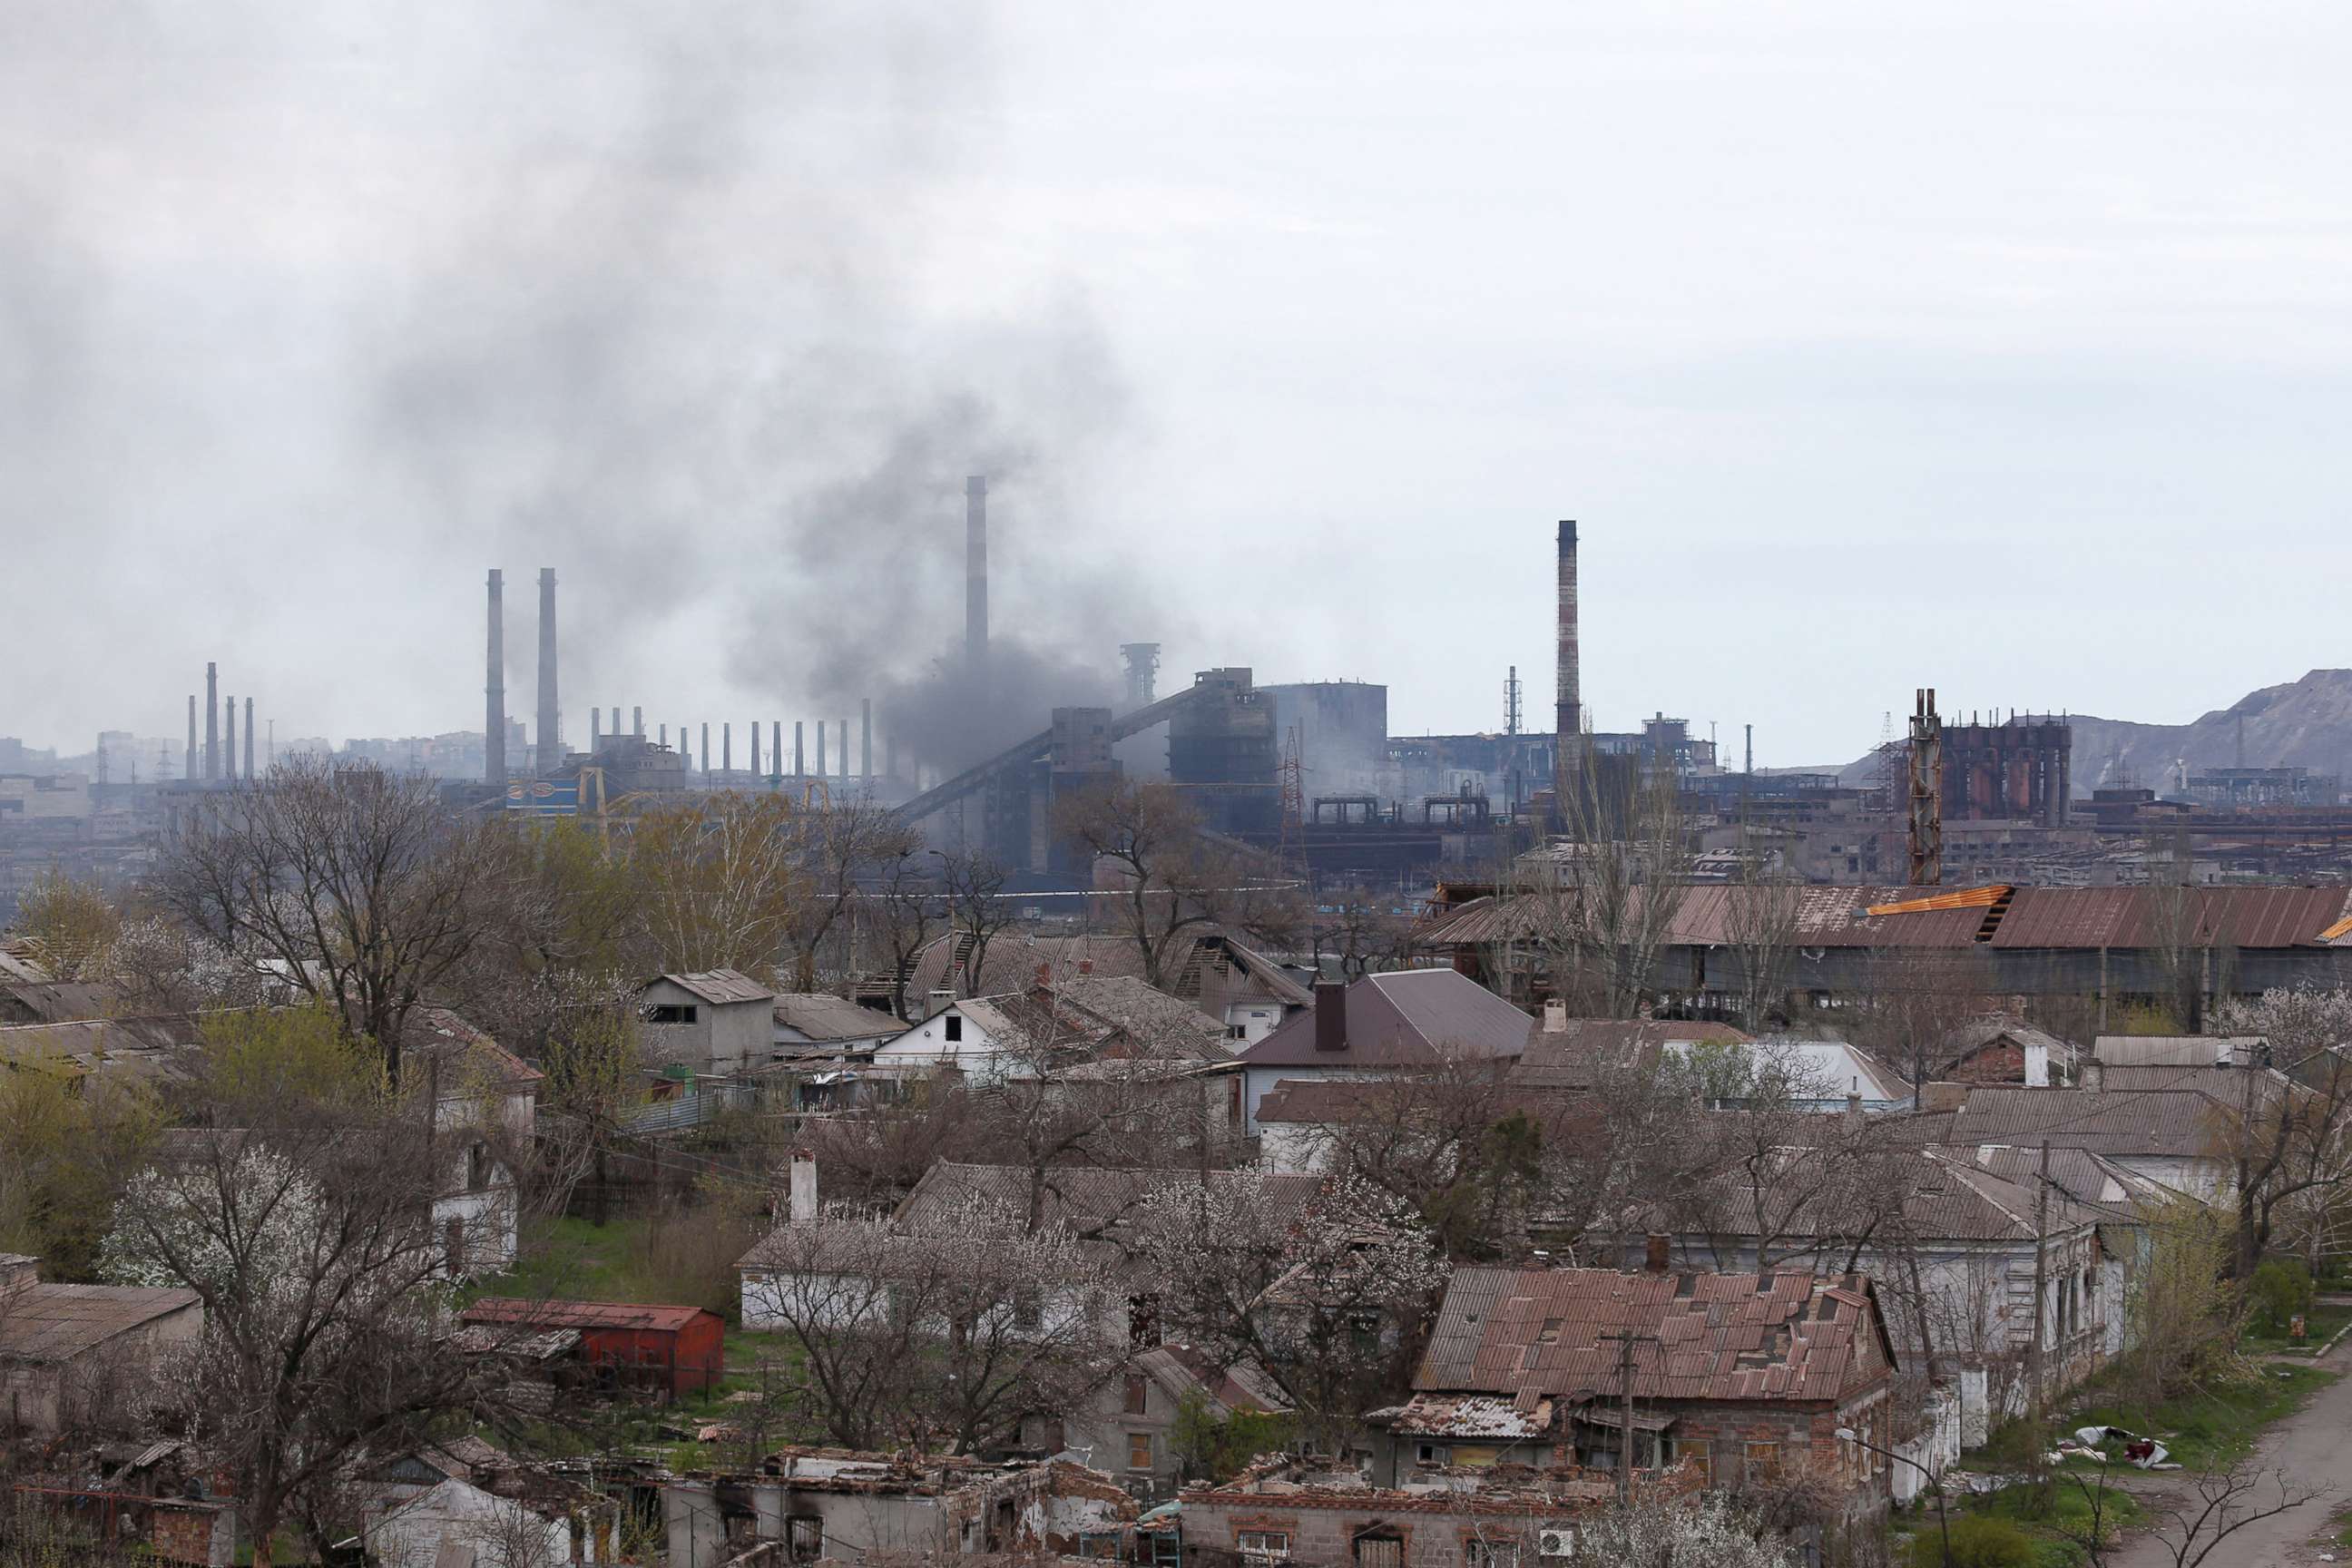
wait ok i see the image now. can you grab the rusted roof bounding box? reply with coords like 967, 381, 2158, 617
1990, 886, 2352, 950
0, 1283, 201, 1364
459, 1298, 717, 1333
1240, 970, 1531, 1068
1413, 1266, 1889, 1406
649, 970, 776, 1005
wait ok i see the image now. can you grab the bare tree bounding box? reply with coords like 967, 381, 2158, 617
8, 869, 122, 981
937, 848, 1011, 998
873, 844, 946, 1020
740, 1190, 1124, 1454
1308, 886, 1416, 981
99, 1123, 534, 1568
1131, 1171, 1447, 1451
2069, 1457, 2326, 1568
629, 791, 805, 980
153, 758, 505, 1074
2206, 985, 2352, 1277
1725, 838, 1802, 1031
783, 801, 916, 991
1526, 744, 1692, 1018
1294, 1065, 1546, 1261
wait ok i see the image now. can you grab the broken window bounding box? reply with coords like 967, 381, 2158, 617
1466, 1541, 1519, 1568
645, 1004, 698, 1025
1127, 1431, 1153, 1471
945, 1014, 965, 1043
1124, 1375, 1150, 1416
786, 1516, 823, 1563
1239, 1531, 1289, 1568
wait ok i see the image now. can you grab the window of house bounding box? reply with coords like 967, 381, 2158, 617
466, 1142, 490, 1192
442, 1216, 466, 1275
1665, 1438, 1712, 1486
1465, 1541, 1519, 1568
1238, 1531, 1289, 1567
645, 1004, 698, 1025
1124, 1375, 1150, 1416
944, 1014, 965, 1043
1012, 1287, 1044, 1332
786, 1517, 823, 1563
1743, 1442, 1779, 1478
1415, 1442, 1452, 1466
1127, 1431, 1154, 1471
1129, 1293, 1162, 1347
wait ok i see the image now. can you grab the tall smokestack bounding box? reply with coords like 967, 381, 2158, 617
965, 475, 988, 691
204, 662, 219, 781
861, 699, 872, 779
816, 721, 827, 777
723, 722, 732, 774
795, 720, 805, 778
485, 570, 507, 787
632, 706, 643, 739
700, 722, 710, 776
245, 698, 255, 780
750, 722, 761, 777
592, 709, 602, 751
1555, 520, 1580, 748
535, 569, 559, 774
185, 695, 196, 783
223, 696, 236, 782
771, 722, 780, 780
838, 720, 848, 779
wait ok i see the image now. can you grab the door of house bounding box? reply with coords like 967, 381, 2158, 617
1354, 1531, 1404, 1568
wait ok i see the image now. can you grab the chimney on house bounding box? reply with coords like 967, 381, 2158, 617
1543, 999, 1567, 1034
789, 1150, 818, 1225
2081, 1058, 2103, 1093
534, 568, 558, 773
925, 988, 955, 1021
1644, 1233, 1671, 1274
485, 568, 506, 788
1313, 980, 1347, 1053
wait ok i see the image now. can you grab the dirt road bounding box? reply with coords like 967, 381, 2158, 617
2106, 1348, 2352, 1567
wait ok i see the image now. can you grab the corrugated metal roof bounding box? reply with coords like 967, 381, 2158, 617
653, 970, 776, 1005
1413, 1267, 1886, 1406
772, 995, 900, 1042
1945, 1084, 2230, 1158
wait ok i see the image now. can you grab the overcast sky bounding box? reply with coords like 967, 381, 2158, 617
7, 3, 2350, 766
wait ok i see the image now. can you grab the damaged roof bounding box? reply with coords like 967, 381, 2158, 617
772, 994, 900, 1042
0, 1282, 201, 1363
1415, 1266, 1892, 1407
647, 970, 776, 1006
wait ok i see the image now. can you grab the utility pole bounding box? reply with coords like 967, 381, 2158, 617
1599, 1329, 1660, 1504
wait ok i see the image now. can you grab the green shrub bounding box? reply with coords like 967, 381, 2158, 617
1907, 1514, 2038, 1568
2249, 1259, 2316, 1332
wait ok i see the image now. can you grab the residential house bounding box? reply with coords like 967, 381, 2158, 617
1636, 1141, 2121, 1444
636, 971, 777, 1076
1936, 1079, 2248, 1199
407, 1009, 544, 1276
1180, 1455, 1639, 1568
2089, 1034, 2269, 1069
870, 973, 1239, 1092
1507, 1014, 1750, 1093
1931, 1015, 2079, 1086
1235, 972, 1534, 1135
663, 1452, 1137, 1568
890, 929, 1312, 1045
1025, 1344, 1290, 1502
1670, 1036, 1909, 1112
1379, 1265, 1896, 1513
456, 1299, 726, 1401
0, 1253, 201, 1436
368, 1476, 604, 1568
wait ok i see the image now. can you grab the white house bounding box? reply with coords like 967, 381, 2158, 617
408, 1009, 543, 1278
368, 1478, 595, 1568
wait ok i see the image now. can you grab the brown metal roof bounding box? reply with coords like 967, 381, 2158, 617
1414, 1266, 1889, 1406
460, 1298, 717, 1333
1240, 970, 1532, 1068
1989, 886, 2352, 951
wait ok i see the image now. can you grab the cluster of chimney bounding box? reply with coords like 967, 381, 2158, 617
184, 663, 256, 785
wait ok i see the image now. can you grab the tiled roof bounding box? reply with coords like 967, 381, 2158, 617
772, 994, 900, 1042
1414, 1266, 1890, 1406
1240, 970, 1531, 1069
0, 1282, 201, 1363
459, 1298, 715, 1332
651, 970, 776, 1005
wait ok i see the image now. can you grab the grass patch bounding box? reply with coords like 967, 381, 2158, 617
2241, 1299, 2352, 1356
2058, 1362, 2338, 1473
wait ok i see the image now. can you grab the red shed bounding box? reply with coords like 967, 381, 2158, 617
459, 1298, 726, 1400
